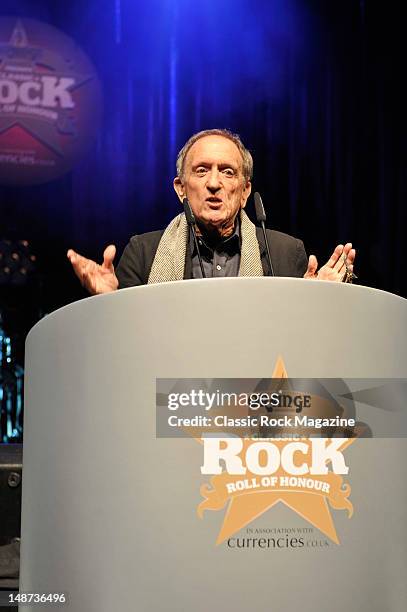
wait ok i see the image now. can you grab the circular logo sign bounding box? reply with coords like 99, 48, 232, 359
0, 17, 102, 185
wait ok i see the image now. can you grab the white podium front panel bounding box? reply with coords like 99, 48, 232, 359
20, 279, 407, 611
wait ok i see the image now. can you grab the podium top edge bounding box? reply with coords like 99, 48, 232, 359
27, 276, 406, 341
69, 276, 407, 302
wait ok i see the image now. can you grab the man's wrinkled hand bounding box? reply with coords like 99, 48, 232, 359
303, 243, 356, 282
67, 245, 119, 295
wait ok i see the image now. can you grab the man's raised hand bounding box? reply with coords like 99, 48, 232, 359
303, 243, 356, 282
67, 244, 119, 295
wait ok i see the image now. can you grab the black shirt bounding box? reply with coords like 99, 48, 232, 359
190, 223, 241, 279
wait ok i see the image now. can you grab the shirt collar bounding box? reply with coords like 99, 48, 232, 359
190, 219, 241, 257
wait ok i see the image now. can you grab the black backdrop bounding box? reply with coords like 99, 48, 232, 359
1, 0, 406, 328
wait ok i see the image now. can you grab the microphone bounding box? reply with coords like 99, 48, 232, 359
254, 192, 275, 277
182, 198, 206, 278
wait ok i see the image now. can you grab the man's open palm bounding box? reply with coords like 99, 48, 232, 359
303, 243, 356, 282
67, 245, 119, 295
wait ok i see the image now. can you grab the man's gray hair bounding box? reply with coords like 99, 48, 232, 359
176, 128, 253, 182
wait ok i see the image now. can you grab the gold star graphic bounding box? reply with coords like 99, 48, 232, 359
198, 357, 355, 545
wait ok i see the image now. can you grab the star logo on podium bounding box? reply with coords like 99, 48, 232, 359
197, 357, 356, 545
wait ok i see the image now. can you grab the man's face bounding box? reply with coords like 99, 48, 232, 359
173, 135, 251, 235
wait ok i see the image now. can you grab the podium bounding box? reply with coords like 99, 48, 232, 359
20, 278, 407, 611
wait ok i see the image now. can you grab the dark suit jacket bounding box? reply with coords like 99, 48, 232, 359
116, 227, 308, 288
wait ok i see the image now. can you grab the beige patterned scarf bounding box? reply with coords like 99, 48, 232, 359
148, 209, 263, 284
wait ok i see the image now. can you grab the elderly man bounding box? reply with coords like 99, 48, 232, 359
67, 129, 355, 292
